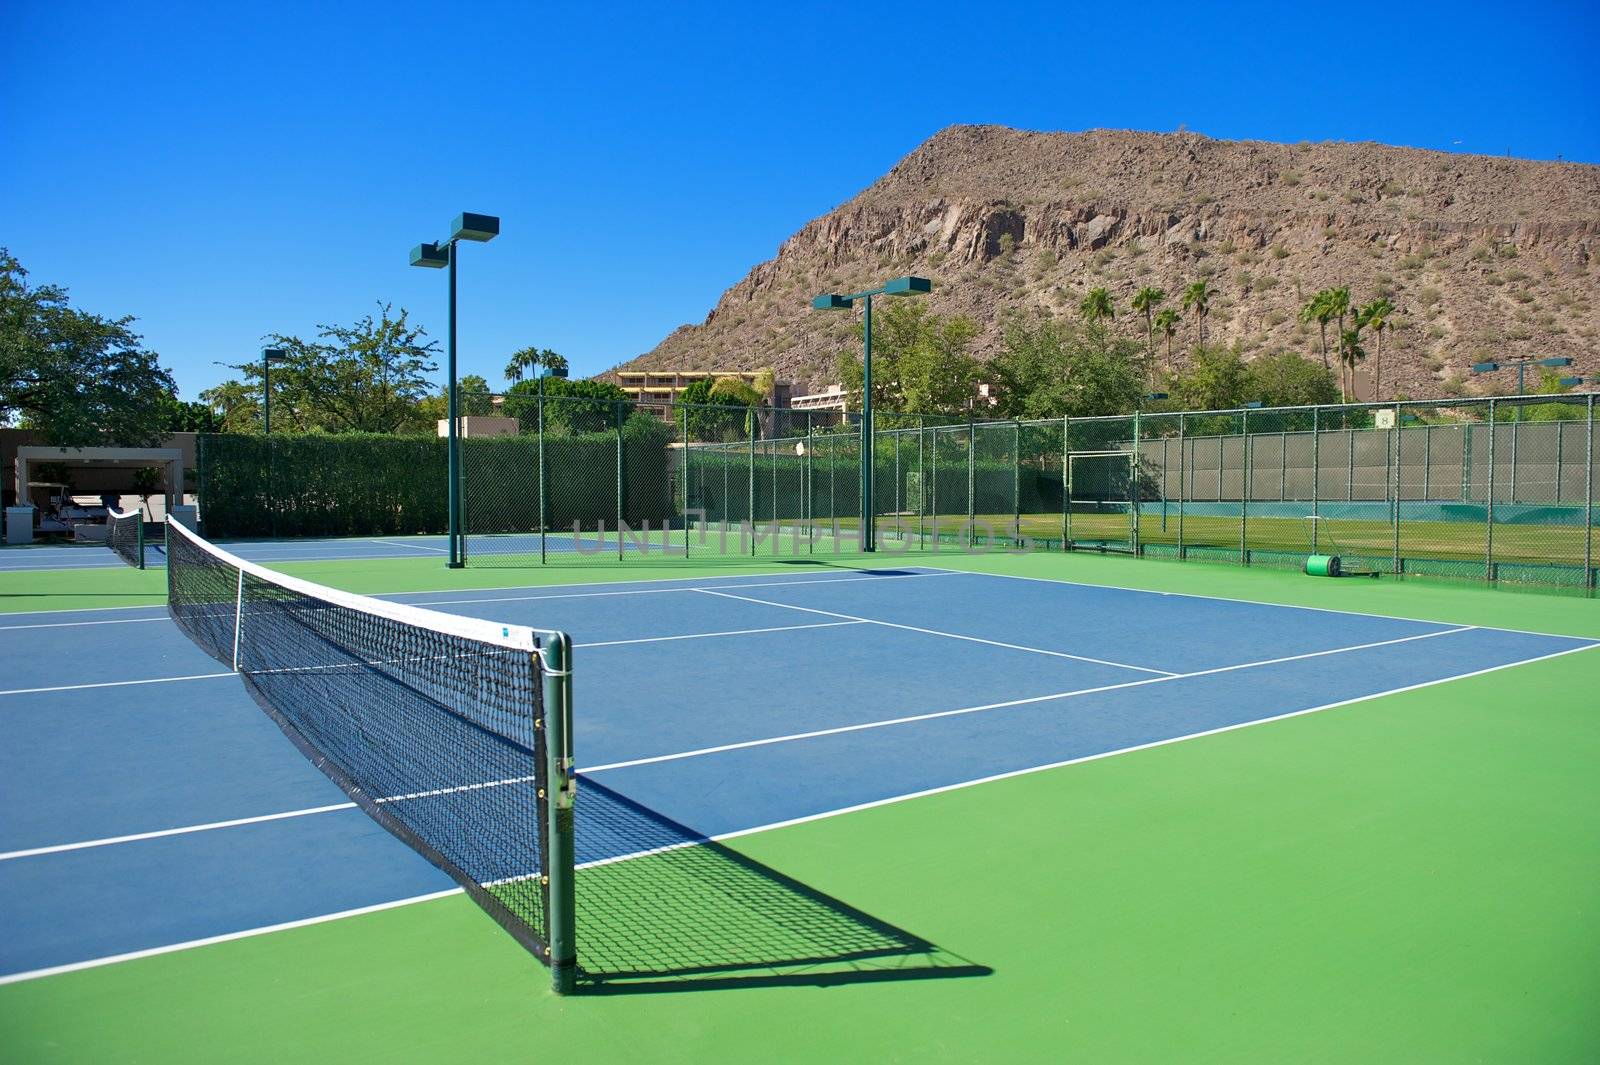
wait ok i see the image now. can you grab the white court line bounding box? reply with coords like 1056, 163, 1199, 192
403, 569, 960, 608
934, 567, 1600, 644
578, 620, 864, 648
4, 638, 1592, 986
367, 539, 452, 555
0, 567, 944, 624
695, 587, 1179, 676
1, 622, 1486, 862
0, 616, 169, 631
581, 624, 1479, 773
0, 672, 236, 697
0, 889, 465, 987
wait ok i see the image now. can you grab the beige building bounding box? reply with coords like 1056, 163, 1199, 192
614, 370, 791, 411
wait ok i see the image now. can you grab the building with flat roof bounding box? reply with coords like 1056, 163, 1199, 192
789, 385, 849, 412
615, 370, 791, 416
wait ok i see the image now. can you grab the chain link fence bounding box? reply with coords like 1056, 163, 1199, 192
197, 392, 1597, 594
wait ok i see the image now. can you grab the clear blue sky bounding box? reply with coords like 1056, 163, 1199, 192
4, 0, 1597, 400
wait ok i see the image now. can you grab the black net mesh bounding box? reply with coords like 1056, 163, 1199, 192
107, 508, 145, 569
164, 518, 555, 959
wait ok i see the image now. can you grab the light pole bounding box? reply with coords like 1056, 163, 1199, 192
411, 212, 500, 568
811, 276, 932, 551
1472, 356, 1573, 421
261, 348, 287, 434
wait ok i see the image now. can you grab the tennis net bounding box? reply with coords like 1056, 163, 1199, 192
107, 508, 145, 569
163, 517, 578, 989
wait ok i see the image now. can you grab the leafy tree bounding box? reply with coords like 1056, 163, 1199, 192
834, 300, 981, 416
162, 396, 221, 433
1299, 290, 1335, 372
209, 303, 440, 434
1243, 351, 1341, 408
1152, 307, 1180, 369
504, 347, 568, 384
677, 376, 752, 442
1078, 287, 1115, 324
1521, 369, 1589, 421
132, 466, 162, 519
1181, 280, 1213, 347
1163, 344, 1250, 411
1131, 286, 1166, 373
502, 376, 633, 436
414, 373, 494, 425
198, 379, 261, 433
988, 313, 1144, 419
1357, 298, 1394, 399
0, 249, 178, 446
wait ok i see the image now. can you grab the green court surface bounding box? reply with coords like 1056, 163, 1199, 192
3, 549, 1597, 1063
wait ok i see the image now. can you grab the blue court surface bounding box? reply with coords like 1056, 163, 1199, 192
1, 565, 1594, 982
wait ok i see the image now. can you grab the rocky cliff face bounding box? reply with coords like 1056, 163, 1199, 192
621, 126, 1600, 401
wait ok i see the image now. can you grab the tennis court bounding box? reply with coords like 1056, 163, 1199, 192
3, 528, 1598, 1062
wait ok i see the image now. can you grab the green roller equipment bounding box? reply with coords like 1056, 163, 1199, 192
1305, 554, 1341, 577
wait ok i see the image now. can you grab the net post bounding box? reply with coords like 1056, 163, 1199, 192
230, 567, 244, 672
541, 632, 577, 995
136, 512, 146, 570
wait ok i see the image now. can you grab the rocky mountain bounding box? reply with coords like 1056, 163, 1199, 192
618, 125, 1600, 403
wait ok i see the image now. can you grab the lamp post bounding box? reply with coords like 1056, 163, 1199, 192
261, 348, 287, 434
811, 276, 932, 551
1472, 356, 1573, 421
410, 212, 501, 568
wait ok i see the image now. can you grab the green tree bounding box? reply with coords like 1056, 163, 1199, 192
835, 300, 981, 415
1324, 286, 1352, 397
0, 249, 178, 445
1243, 351, 1341, 407
1181, 280, 1213, 347
677, 376, 751, 442
1153, 308, 1180, 369
1079, 287, 1115, 324
1336, 328, 1365, 402
209, 303, 440, 434
504, 347, 568, 384
501, 376, 633, 436
414, 373, 494, 425
1163, 344, 1251, 411
988, 313, 1144, 419
1522, 369, 1589, 421
1299, 290, 1335, 373
1131, 286, 1166, 373
198, 380, 261, 433
162, 396, 221, 433
1357, 298, 1394, 399
131, 466, 162, 519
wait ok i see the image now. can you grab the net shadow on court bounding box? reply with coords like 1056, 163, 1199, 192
572, 777, 991, 994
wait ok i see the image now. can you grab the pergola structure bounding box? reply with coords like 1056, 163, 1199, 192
14, 446, 184, 510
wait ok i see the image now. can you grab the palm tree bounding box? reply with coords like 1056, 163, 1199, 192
1337, 329, 1366, 402
1079, 287, 1115, 323
1358, 298, 1394, 399
504, 346, 568, 383
1299, 290, 1334, 372
1131, 286, 1166, 369
1181, 280, 1213, 347
1153, 308, 1180, 369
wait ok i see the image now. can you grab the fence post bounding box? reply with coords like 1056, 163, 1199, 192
1279, 430, 1287, 501
747, 419, 756, 557
616, 400, 626, 561
1013, 420, 1022, 546
1585, 394, 1594, 595
538, 391, 547, 564
1390, 404, 1401, 574
1311, 406, 1320, 553
961, 422, 974, 546
1423, 421, 1431, 500
1177, 413, 1186, 558
1486, 400, 1497, 584
1555, 417, 1565, 504
680, 403, 689, 559
1346, 425, 1355, 502
1239, 408, 1250, 564
1062, 415, 1071, 547
1131, 410, 1142, 554
1509, 416, 1519, 503
1461, 421, 1471, 502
